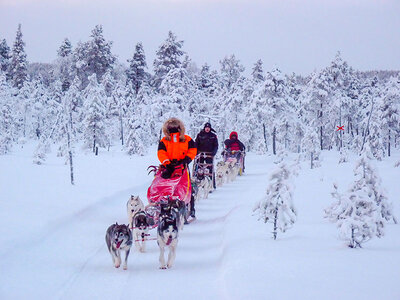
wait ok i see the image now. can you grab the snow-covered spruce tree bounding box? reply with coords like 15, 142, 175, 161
8, 24, 28, 89
56, 38, 74, 92
153, 31, 184, 89
300, 69, 332, 151
219, 54, 245, 91
0, 38, 10, 73
325, 52, 352, 151
159, 67, 194, 124
219, 76, 246, 132
263, 68, 292, 155
126, 42, 147, 94
125, 104, 148, 156
366, 99, 385, 160
30, 78, 48, 139
87, 25, 116, 82
82, 74, 108, 153
253, 162, 297, 240
198, 63, 221, 97
245, 80, 269, 153
286, 73, 304, 153
110, 81, 129, 145
251, 59, 265, 83
73, 25, 116, 89
0, 72, 14, 154
380, 75, 400, 157
356, 144, 397, 224
325, 182, 383, 248
301, 126, 321, 169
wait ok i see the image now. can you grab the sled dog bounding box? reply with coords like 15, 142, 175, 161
194, 167, 213, 199
227, 160, 238, 182
157, 217, 179, 269
132, 211, 154, 253
216, 161, 228, 186
127, 195, 145, 229
105, 223, 132, 270
160, 200, 185, 230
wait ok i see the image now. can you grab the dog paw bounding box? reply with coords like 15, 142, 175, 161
123, 265, 128, 270
115, 264, 120, 268
159, 265, 167, 269
167, 264, 173, 269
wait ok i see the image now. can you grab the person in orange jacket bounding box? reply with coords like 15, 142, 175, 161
157, 118, 197, 217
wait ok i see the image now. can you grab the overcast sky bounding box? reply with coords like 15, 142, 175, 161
1, 0, 399, 75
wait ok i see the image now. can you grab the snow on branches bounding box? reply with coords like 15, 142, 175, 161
325, 144, 396, 248
254, 162, 297, 240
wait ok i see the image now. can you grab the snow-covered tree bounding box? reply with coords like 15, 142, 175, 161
254, 162, 297, 240
325, 182, 384, 248
251, 59, 265, 83
301, 126, 321, 169
126, 42, 147, 94
0, 72, 14, 154
125, 106, 147, 156
8, 24, 28, 89
56, 38, 74, 91
355, 145, 397, 224
263, 68, 291, 155
380, 76, 400, 157
0, 38, 10, 73
82, 74, 108, 153
73, 25, 116, 89
153, 31, 184, 89
219, 54, 245, 91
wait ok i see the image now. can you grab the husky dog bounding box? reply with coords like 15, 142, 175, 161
160, 200, 185, 230
216, 161, 228, 186
132, 211, 154, 253
227, 160, 238, 182
105, 223, 132, 270
169, 199, 186, 230
127, 195, 145, 229
193, 167, 212, 200
157, 217, 179, 269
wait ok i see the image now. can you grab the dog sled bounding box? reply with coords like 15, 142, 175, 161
223, 150, 245, 176
192, 152, 216, 190
145, 164, 192, 225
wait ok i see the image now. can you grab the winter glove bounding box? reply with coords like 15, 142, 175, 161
181, 156, 192, 166
161, 164, 175, 179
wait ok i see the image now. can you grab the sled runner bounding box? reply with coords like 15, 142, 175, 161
223, 150, 245, 176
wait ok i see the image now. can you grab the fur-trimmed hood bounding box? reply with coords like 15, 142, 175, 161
162, 118, 186, 142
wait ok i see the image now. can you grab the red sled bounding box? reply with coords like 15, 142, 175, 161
147, 165, 192, 205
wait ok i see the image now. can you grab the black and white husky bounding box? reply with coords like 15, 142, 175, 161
160, 200, 185, 230
132, 211, 154, 253
105, 223, 132, 270
157, 216, 179, 269
127, 195, 145, 229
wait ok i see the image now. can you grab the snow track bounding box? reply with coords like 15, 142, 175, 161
1, 150, 400, 300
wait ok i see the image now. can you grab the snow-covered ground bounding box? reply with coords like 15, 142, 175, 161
0, 144, 399, 300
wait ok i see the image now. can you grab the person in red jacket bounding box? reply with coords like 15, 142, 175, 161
157, 117, 197, 217
224, 131, 246, 172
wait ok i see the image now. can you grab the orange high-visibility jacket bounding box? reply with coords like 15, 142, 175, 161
157, 132, 197, 165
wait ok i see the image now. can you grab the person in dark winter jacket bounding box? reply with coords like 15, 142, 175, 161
224, 131, 246, 172
195, 122, 218, 156
195, 122, 218, 185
